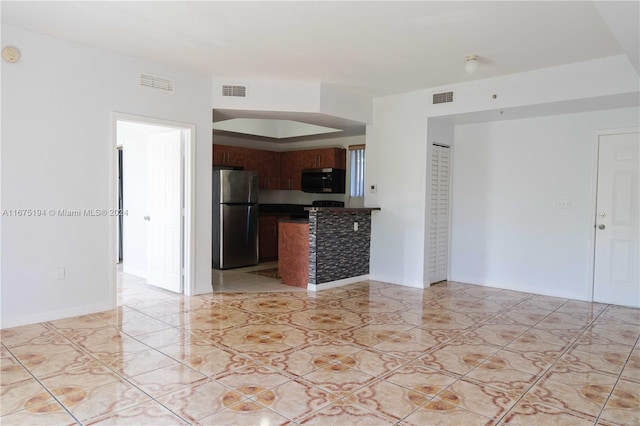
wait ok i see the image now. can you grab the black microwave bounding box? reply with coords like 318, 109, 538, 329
301, 168, 346, 193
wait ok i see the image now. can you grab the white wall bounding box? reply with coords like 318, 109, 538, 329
1, 25, 213, 328
450, 107, 640, 300
367, 55, 639, 290
212, 78, 372, 124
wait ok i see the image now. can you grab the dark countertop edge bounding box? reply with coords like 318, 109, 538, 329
304, 207, 381, 212
279, 219, 309, 224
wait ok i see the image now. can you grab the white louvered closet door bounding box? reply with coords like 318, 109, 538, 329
428, 145, 450, 284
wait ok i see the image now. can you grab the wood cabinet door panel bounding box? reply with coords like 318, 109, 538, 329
259, 216, 279, 261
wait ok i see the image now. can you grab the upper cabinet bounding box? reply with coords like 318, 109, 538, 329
213, 145, 346, 191
301, 148, 346, 169
212, 144, 246, 168
247, 149, 281, 190
280, 151, 304, 190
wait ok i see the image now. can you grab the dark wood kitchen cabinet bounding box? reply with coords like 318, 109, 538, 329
280, 151, 303, 190
213, 144, 246, 168
301, 148, 346, 169
252, 150, 281, 190
214, 145, 346, 191
259, 215, 279, 261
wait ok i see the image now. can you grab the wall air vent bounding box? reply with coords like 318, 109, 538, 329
222, 85, 247, 97
433, 91, 454, 104
139, 73, 174, 92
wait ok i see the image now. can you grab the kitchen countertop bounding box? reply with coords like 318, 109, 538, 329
305, 207, 381, 212
277, 218, 309, 224
259, 203, 311, 215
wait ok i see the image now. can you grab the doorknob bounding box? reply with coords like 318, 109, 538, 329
598, 224, 605, 230
144, 215, 151, 221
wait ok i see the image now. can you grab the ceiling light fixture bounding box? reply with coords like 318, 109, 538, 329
465, 54, 479, 74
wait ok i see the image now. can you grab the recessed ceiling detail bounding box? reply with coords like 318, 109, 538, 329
212, 118, 343, 139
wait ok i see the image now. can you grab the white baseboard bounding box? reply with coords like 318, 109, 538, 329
1, 301, 117, 329
307, 274, 370, 292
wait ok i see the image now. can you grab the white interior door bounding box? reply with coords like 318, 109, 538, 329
146, 130, 183, 292
593, 132, 639, 307
429, 144, 450, 284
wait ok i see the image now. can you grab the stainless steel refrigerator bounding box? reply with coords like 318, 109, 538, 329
212, 169, 259, 269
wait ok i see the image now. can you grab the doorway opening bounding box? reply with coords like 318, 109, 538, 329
111, 113, 195, 302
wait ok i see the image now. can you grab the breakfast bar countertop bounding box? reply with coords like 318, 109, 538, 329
304, 206, 381, 212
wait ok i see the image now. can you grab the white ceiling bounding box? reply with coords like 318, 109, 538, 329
2, 1, 634, 98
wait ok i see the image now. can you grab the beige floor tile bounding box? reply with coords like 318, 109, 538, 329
156, 379, 247, 422
215, 365, 292, 396
253, 378, 338, 421
195, 401, 290, 426
0, 324, 56, 348
0, 356, 34, 386
527, 376, 613, 417
301, 363, 375, 397
0, 400, 78, 426
0, 378, 52, 416
434, 379, 519, 420
621, 350, 640, 383
40, 363, 121, 391
157, 340, 254, 377
297, 399, 396, 425
501, 397, 597, 425
402, 399, 494, 426
87, 400, 187, 425
57, 379, 152, 424
351, 379, 427, 421
2, 268, 639, 425
384, 363, 459, 397
128, 363, 208, 398
10, 346, 96, 380
598, 379, 640, 426
104, 348, 178, 377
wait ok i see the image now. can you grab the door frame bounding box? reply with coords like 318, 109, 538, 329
110, 112, 196, 297
589, 127, 640, 301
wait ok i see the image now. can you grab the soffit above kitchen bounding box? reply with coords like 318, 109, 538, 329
212, 109, 366, 143
2, 1, 635, 97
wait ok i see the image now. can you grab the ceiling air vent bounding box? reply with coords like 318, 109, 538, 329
139, 73, 174, 92
433, 91, 454, 105
222, 85, 247, 97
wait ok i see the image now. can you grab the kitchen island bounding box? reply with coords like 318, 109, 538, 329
278, 207, 380, 290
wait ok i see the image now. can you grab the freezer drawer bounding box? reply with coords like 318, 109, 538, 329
213, 204, 259, 269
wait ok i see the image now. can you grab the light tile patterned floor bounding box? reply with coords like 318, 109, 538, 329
1, 267, 639, 425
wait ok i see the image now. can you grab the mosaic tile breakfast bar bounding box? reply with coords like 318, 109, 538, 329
278, 207, 380, 290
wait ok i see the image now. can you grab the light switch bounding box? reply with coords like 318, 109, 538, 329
369, 184, 377, 193
353, 222, 359, 231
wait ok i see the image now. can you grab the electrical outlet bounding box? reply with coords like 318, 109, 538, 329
353, 222, 359, 231
555, 199, 572, 209
56, 267, 65, 280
